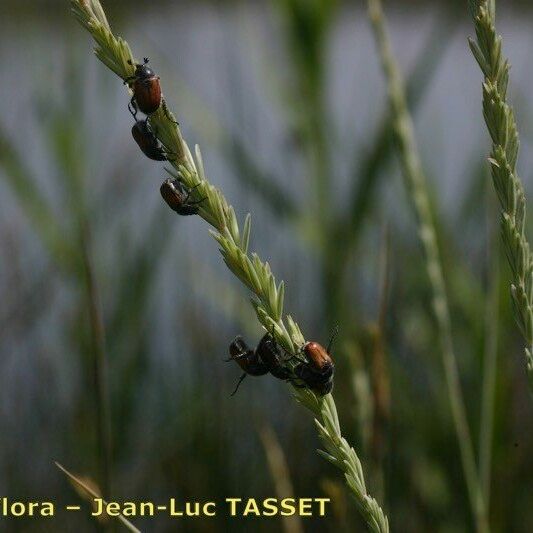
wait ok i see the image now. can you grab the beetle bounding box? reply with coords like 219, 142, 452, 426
131, 120, 170, 161
160, 178, 205, 216
226, 333, 291, 395
125, 58, 162, 119
294, 342, 334, 395
293, 328, 338, 396
255, 333, 292, 381
227, 336, 269, 396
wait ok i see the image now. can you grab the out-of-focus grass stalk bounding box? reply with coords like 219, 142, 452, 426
468, 1, 533, 392
258, 425, 303, 533
0, 72, 114, 502
220, 5, 455, 336
341, 10, 457, 261
348, 342, 373, 456
79, 219, 112, 501
366, 1, 488, 531
56, 463, 139, 533
0, 130, 79, 274
479, 189, 499, 507
71, 1, 389, 531
54, 64, 114, 501
275, 0, 337, 327
369, 224, 391, 500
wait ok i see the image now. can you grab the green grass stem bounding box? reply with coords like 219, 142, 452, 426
366, 1, 488, 531
468, 0, 533, 393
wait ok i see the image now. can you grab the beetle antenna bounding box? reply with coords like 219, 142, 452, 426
326, 325, 340, 354
143, 57, 149, 64
231, 373, 247, 396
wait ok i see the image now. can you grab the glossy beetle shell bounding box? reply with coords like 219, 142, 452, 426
228, 336, 269, 376
160, 179, 185, 210
294, 341, 335, 396
134, 63, 156, 80
131, 121, 167, 161
133, 76, 161, 115
256, 334, 291, 381
160, 179, 201, 216
294, 361, 334, 395
303, 341, 333, 371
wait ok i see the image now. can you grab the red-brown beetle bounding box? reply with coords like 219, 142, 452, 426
131, 120, 169, 161
125, 58, 162, 119
294, 331, 337, 396
160, 178, 205, 216
226, 333, 291, 395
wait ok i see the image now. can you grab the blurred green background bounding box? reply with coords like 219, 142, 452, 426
1, 0, 532, 531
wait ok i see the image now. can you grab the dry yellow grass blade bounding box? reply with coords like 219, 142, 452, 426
55, 462, 141, 533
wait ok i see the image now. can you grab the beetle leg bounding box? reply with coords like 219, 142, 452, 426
272, 336, 304, 363
146, 119, 157, 135
230, 373, 247, 396
179, 182, 206, 206
175, 205, 201, 216
182, 188, 192, 203
182, 185, 201, 203
128, 97, 139, 120
187, 197, 207, 206
224, 352, 249, 362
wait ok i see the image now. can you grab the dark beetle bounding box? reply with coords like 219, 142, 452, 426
160, 178, 205, 216
125, 58, 162, 119
230, 337, 269, 372
255, 334, 291, 381
227, 333, 291, 395
227, 336, 268, 396
131, 120, 168, 161
294, 341, 335, 396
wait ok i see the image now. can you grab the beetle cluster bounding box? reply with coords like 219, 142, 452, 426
226, 333, 291, 395
122, 58, 334, 395
125, 58, 174, 161
226, 330, 336, 397
123, 58, 204, 216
